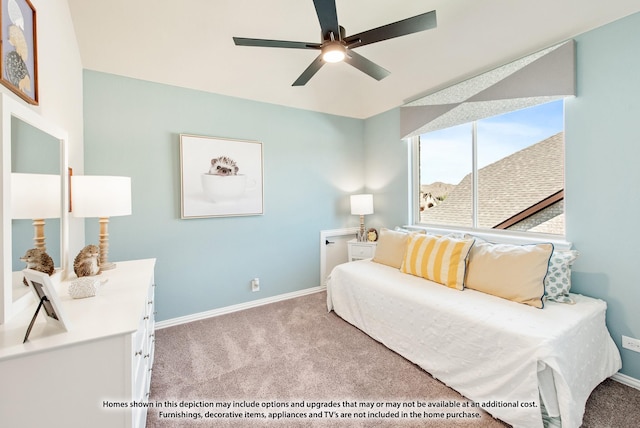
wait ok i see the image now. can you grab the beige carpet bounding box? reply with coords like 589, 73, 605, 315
147, 291, 640, 427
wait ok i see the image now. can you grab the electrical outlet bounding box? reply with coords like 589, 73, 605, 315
251, 278, 260, 292
622, 335, 640, 353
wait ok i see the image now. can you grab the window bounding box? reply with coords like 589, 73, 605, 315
416, 100, 565, 235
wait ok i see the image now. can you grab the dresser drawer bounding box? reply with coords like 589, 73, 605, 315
145, 283, 156, 368
133, 281, 156, 405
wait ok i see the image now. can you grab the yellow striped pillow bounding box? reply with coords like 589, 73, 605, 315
400, 234, 475, 290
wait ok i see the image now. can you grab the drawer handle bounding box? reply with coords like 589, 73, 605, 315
149, 333, 155, 339
144, 353, 150, 359
135, 350, 143, 356
143, 316, 149, 320
148, 300, 153, 305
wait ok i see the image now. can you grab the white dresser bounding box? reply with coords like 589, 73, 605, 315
0, 258, 156, 428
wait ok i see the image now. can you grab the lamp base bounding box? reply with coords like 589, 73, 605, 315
98, 217, 117, 270
357, 215, 367, 242
32, 219, 47, 252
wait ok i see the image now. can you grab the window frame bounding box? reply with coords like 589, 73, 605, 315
409, 122, 569, 244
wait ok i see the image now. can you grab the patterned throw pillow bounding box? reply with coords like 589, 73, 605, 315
544, 250, 579, 304
400, 234, 475, 290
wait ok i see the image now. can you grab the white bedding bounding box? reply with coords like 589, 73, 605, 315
326, 259, 621, 428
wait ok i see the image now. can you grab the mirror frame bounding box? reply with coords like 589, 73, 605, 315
0, 94, 69, 324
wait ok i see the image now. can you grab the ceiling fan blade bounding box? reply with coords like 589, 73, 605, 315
344, 10, 437, 48
292, 55, 325, 86
313, 0, 340, 40
233, 37, 321, 50
343, 50, 390, 81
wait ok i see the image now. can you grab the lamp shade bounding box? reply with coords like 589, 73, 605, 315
71, 176, 132, 218
11, 173, 61, 219
350, 194, 374, 216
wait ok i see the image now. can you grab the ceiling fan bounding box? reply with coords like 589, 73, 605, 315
233, 0, 437, 86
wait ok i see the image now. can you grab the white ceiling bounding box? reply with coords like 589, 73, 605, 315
67, 0, 640, 119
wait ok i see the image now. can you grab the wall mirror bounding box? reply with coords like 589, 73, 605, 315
1, 94, 69, 324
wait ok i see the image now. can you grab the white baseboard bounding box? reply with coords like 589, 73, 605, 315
611, 372, 640, 390
155, 286, 326, 330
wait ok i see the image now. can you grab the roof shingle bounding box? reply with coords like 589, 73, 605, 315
421, 132, 564, 229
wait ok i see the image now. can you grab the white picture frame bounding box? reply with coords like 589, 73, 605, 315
180, 134, 264, 219
23, 269, 69, 334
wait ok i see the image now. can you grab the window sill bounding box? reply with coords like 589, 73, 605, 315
405, 224, 572, 251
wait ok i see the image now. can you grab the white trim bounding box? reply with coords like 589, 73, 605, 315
155, 286, 326, 330
320, 227, 358, 286
471, 121, 478, 228
408, 136, 420, 225
404, 225, 572, 251
611, 372, 640, 391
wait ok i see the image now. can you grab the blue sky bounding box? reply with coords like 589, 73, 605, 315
420, 100, 564, 184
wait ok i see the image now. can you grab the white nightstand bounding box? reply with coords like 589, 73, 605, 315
347, 239, 377, 261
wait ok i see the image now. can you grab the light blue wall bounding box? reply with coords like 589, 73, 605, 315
83, 71, 365, 321
83, 11, 640, 379
363, 108, 408, 230
363, 12, 640, 380
565, 12, 640, 380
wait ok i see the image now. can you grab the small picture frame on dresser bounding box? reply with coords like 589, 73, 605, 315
23, 269, 70, 341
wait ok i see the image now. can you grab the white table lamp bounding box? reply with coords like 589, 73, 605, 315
71, 176, 132, 270
11, 173, 61, 252
350, 194, 373, 242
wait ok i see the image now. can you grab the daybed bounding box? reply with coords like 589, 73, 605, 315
326, 228, 621, 428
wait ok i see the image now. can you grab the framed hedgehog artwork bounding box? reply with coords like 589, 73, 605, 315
180, 134, 264, 218
0, 0, 38, 105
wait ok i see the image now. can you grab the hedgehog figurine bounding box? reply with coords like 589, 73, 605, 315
74, 244, 101, 277
20, 248, 55, 286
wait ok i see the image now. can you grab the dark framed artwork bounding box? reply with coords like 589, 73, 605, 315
1, 0, 38, 105
180, 134, 264, 218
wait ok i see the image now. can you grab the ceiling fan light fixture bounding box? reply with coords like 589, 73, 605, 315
233, 2, 437, 86
322, 42, 346, 63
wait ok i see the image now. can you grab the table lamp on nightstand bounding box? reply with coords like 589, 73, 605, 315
350, 194, 373, 242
